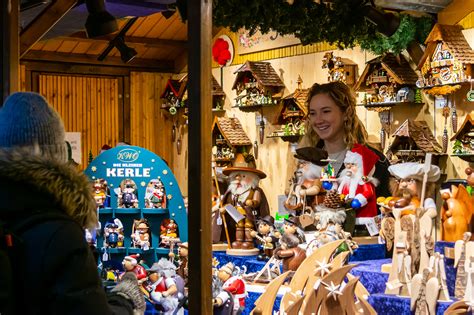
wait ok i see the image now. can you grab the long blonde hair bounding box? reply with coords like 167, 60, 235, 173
300, 82, 368, 148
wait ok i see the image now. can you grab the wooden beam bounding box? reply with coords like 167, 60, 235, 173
64, 33, 188, 49
23, 61, 132, 76
1, 0, 20, 102
22, 50, 175, 72
20, 0, 77, 58
174, 51, 188, 73
187, 0, 212, 314
438, 0, 474, 25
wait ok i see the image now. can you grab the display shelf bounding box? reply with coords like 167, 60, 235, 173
105, 247, 127, 254
452, 153, 474, 163
98, 208, 113, 215
212, 109, 226, 113
114, 208, 141, 215
267, 134, 301, 143
142, 208, 169, 215
232, 103, 277, 112
357, 101, 423, 109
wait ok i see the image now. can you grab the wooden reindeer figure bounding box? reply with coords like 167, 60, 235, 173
441, 185, 474, 242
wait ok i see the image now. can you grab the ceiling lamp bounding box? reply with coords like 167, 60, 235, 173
85, 0, 118, 38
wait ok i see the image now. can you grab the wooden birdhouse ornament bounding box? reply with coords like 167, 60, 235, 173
417, 24, 474, 95
268, 76, 308, 143
451, 114, 474, 162
322, 52, 358, 86
386, 119, 443, 164
232, 61, 285, 111
160, 78, 187, 115
212, 76, 226, 112
212, 116, 252, 167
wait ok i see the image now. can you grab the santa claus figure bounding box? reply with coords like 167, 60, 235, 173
143, 258, 180, 314
220, 153, 270, 250
121, 254, 147, 282
338, 144, 380, 219
217, 262, 246, 314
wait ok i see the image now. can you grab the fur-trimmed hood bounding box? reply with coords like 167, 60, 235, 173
0, 148, 97, 229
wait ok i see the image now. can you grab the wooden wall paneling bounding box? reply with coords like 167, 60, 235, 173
123, 75, 131, 144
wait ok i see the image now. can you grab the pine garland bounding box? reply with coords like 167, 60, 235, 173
213, 0, 434, 54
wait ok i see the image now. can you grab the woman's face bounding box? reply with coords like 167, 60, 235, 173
308, 93, 346, 143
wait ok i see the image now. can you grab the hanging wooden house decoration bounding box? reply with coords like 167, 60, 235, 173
212, 76, 226, 113
322, 52, 358, 86
451, 114, 474, 162
355, 53, 421, 150
212, 116, 252, 167
268, 76, 307, 143
386, 119, 443, 164
160, 78, 187, 115
417, 24, 474, 96
232, 60, 285, 112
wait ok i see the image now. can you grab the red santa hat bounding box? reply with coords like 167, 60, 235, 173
123, 254, 139, 266
343, 144, 379, 179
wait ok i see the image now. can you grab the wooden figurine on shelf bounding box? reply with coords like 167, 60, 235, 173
283, 215, 306, 244
217, 262, 247, 314
219, 153, 270, 254
177, 242, 188, 286
273, 233, 307, 273
410, 268, 440, 315
465, 256, 474, 304
212, 275, 234, 315
118, 179, 138, 208
103, 218, 124, 249
142, 258, 180, 314
455, 232, 473, 299
441, 184, 474, 242
285, 147, 327, 214
93, 179, 107, 208
385, 160, 440, 295
131, 218, 151, 250
250, 215, 281, 261
160, 218, 180, 247
465, 167, 474, 196
428, 252, 450, 301
337, 144, 379, 234
121, 254, 147, 282
378, 197, 396, 253
146, 180, 166, 209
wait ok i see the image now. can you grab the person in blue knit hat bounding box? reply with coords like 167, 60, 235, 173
0, 92, 144, 315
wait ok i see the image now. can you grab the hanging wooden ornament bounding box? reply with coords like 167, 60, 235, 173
380, 128, 386, 151
442, 104, 450, 154
259, 119, 265, 144
172, 121, 177, 142
451, 94, 458, 134
254, 141, 259, 160
442, 127, 448, 154
176, 128, 182, 155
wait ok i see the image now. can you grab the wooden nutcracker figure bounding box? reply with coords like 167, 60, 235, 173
250, 215, 281, 261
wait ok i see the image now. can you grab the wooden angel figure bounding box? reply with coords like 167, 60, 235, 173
410, 268, 440, 315
428, 252, 450, 301
455, 232, 472, 299
464, 256, 474, 304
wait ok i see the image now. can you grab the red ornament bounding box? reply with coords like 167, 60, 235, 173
212, 38, 231, 66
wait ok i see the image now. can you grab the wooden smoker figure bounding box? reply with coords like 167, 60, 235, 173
220, 153, 270, 255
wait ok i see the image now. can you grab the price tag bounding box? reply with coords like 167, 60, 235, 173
365, 217, 380, 236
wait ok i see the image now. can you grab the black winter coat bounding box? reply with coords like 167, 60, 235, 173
0, 149, 134, 315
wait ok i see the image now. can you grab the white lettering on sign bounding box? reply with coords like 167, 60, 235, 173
106, 168, 152, 178
117, 149, 140, 162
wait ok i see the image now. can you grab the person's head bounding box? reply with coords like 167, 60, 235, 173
178, 242, 188, 257
0, 92, 67, 162
304, 82, 368, 147
217, 262, 234, 282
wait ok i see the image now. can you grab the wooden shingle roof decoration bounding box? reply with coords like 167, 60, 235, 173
386, 119, 443, 163
232, 60, 285, 111
417, 24, 474, 95
268, 76, 308, 143
451, 114, 474, 162
212, 116, 252, 166
355, 53, 421, 110
212, 76, 226, 112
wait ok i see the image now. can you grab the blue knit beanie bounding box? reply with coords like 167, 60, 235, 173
0, 92, 67, 162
